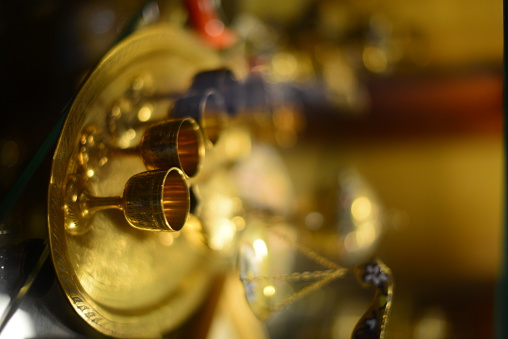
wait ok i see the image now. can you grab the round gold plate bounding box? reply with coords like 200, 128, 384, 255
48, 24, 224, 338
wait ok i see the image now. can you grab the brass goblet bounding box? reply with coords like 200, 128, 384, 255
172, 90, 228, 147
65, 167, 190, 235
132, 117, 204, 177
80, 117, 204, 178
189, 69, 241, 115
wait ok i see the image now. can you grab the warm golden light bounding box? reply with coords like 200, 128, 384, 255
232, 216, 246, 231
271, 52, 298, 81
118, 128, 137, 149
138, 105, 152, 122
351, 196, 372, 222
131, 77, 144, 91
344, 222, 377, 253
158, 232, 175, 247
414, 308, 448, 339
223, 126, 252, 161
305, 212, 324, 230
362, 46, 388, 73
355, 222, 377, 248
263, 285, 276, 297
253, 239, 268, 257
209, 218, 236, 251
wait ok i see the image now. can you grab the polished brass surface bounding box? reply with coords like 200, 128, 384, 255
47, 23, 230, 337
138, 118, 204, 177
123, 168, 189, 231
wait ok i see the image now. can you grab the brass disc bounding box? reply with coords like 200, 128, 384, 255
48, 24, 223, 338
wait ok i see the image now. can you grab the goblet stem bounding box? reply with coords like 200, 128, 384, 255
83, 194, 124, 214
109, 146, 141, 157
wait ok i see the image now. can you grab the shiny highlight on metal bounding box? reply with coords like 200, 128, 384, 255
123, 168, 190, 231
138, 118, 204, 177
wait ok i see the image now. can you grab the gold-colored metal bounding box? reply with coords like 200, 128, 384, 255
79, 118, 204, 178
47, 23, 230, 338
352, 259, 393, 339
64, 168, 190, 235
123, 168, 189, 231
137, 118, 204, 177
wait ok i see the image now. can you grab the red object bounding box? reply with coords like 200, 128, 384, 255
185, 0, 237, 49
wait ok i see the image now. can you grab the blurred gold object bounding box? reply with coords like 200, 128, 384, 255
239, 220, 350, 321
172, 90, 229, 147
48, 23, 229, 338
238, 215, 392, 339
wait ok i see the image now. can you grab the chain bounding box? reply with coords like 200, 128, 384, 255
267, 269, 347, 317
267, 227, 343, 270
241, 268, 348, 283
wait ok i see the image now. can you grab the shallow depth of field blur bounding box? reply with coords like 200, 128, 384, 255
1, 0, 502, 338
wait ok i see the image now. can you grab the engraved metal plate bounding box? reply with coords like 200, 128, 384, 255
48, 24, 226, 337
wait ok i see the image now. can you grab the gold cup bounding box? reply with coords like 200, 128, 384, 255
79, 118, 204, 178
172, 90, 228, 147
122, 168, 189, 231
65, 168, 190, 234
115, 117, 204, 178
